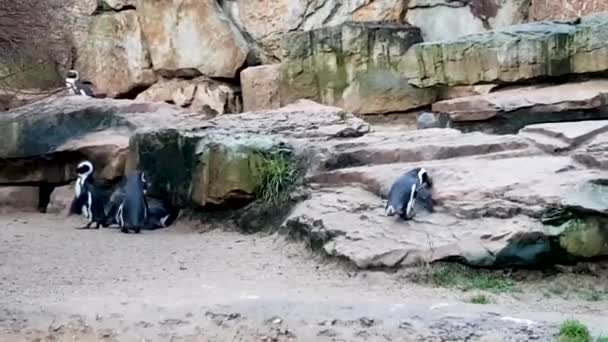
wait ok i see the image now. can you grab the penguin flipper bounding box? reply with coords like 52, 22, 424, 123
68, 194, 87, 216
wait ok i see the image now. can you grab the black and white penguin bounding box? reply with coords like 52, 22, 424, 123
103, 187, 179, 230
385, 167, 434, 220
116, 171, 149, 234
65, 70, 94, 97
69, 160, 107, 229
145, 197, 180, 229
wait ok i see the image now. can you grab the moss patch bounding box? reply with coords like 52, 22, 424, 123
409, 263, 519, 294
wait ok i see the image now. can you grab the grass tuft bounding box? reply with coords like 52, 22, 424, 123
253, 151, 299, 206
558, 320, 591, 342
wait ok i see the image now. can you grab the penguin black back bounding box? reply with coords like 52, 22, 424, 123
385, 167, 434, 220
117, 171, 148, 234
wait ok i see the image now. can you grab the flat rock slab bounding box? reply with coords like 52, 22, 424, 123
283, 185, 546, 268
320, 128, 533, 170
520, 119, 608, 152
431, 80, 608, 133
410, 12, 608, 87
0, 96, 192, 184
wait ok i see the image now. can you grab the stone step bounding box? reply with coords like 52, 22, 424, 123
427, 80, 608, 134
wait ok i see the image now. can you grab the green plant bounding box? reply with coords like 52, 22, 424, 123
558, 320, 591, 342
468, 294, 492, 304
428, 264, 518, 293
253, 151, 299, 206
596, 336, 608, 342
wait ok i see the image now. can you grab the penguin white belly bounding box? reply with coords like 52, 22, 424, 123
75, 177, 83, 197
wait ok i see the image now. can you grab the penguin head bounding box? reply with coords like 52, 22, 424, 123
417, 168, 432, 188
66, 69, 79, 82
76, 160, 94, 178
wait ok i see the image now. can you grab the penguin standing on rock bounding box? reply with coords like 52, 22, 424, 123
69, 160, 107, 229
116, 171, 149, 234
385, 167, 434, 221
65, 70, 94, 97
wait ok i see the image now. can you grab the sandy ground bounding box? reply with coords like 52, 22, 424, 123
1, 213, 607, 341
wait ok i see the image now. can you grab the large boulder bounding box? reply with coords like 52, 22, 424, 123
221, 0, 407, 60
137, 0, 250, 79
129, 100, 371, 207
283, 122, 608, 268
430, 80, 608, 134
240, 65, 281, 112
135, 77, 243, 115
410, 12, 608, 88
0, 96, 191, 185
406, 0, 530, 42
279, 21, 438, 115
76, 10, 156, 97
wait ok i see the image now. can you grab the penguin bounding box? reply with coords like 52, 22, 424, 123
69, 160, 107, 229
145, 197, 180, 229
385, 167, 434, 220
65, 70, 94, 97
103, 187, 179, 230
116, 171, 149, 234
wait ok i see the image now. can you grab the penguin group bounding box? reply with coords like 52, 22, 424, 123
69, 160, 179, 233
385, 167, 435, 221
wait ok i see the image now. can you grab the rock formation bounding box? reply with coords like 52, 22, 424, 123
279, 21, 438, 115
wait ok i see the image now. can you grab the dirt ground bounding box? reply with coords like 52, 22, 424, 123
1, 212, 607, 341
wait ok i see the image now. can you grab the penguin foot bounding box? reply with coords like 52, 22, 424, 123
120, 227, 129, 234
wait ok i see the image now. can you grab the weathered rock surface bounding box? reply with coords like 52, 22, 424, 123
520, 120, 608, 153
0, 187, 40, 214
281, 122, 608, 268
406, 0, 530, 42
135, 77, 242, 115
430, 80, 608, 134
410, 12, 608, 88
530, 0, 608, 21
75, 10, 156, 97
137, 0, 249, 78
0, 96, 191, 185
280, 21, 438, 115
222, 0, 408, 60
129, 100, 371, 207
240, 65, 281, 112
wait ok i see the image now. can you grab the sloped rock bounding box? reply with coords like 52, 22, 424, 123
530, 0, 608, 21
138, 0, 249, 79
431, 80, 608, 134
129, 100, 371, 207
280, 21, 438, 115
572, 131, 608, 170
76, 10, 156, 97
135, 77, 242, 115
241, 65, 281, 112
286, 124, 608, 268
0, 96, 191, 185
406, 0, 529, 42
410, 13, 608, 87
